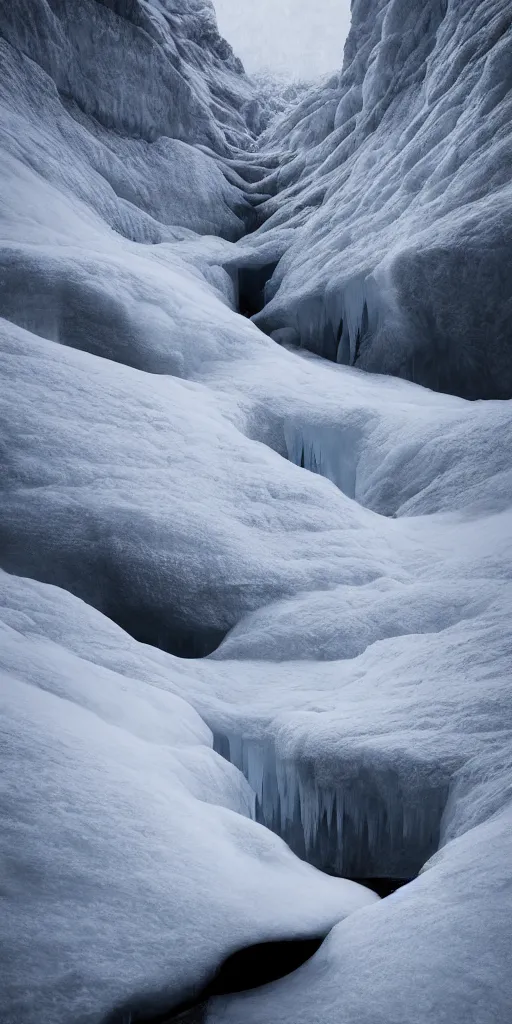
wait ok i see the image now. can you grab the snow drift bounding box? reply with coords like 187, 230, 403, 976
0, 570, 375, 1023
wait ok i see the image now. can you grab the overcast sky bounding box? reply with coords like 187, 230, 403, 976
213, 0, 352, 80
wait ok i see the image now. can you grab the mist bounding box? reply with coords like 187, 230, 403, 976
212, 0, 352, 80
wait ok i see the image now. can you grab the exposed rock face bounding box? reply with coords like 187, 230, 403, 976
253, 0, 512, 400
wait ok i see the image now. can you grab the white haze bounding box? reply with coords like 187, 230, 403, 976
213, 0, 352, 79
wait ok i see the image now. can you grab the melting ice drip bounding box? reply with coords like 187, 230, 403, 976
214, 731, 448, 879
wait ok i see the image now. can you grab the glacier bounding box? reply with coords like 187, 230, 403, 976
252, 0, 512, 400
1, 1, 512, 1023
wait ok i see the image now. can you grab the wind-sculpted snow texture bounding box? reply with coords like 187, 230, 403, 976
1, 2, 512, 1024
252, 0, 512, 400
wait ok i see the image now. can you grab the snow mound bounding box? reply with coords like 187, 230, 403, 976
209, 803, 512, 1024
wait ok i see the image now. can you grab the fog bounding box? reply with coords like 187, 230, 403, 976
212, 0, 352, 80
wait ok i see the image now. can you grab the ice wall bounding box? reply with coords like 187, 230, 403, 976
252, 0, 512, 400
214, 731, 447, 878
0, 0, 261, 148
0, 0, 264, 246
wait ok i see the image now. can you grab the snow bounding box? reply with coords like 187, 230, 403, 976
0, 570, 377, 1024
251, 0, 512, 400
208, 805, 512, 1024
1, 0, 512, 1022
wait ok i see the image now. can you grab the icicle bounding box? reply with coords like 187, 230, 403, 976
314, 273, 381, 367
213, 729, 449, 879
283, 420, 359, 500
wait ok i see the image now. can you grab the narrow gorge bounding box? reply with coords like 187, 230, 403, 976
1, 2, 512, 1023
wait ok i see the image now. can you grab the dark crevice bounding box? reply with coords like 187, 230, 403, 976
348, 877, 410, 898
237, 261, 279, 318
103, 937, 326, 1024
104, 605, 228, 659
207, 937, 326, 993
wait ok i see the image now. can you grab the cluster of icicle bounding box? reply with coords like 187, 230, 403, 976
215, 730, 447, 878
284, 420, 360, 499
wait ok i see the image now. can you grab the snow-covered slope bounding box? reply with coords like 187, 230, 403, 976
0, 570, 376, 1024
1, 2, 512, 1023
210, 804, 512, 1024
251, 0, 512, 400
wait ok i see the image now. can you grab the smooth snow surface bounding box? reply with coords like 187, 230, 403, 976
209, 808, 512, 1024
1, 1, 512, 1023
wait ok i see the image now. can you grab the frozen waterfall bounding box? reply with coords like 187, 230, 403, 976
214, 730, 447, 879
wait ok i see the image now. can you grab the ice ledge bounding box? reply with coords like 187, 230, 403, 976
214, 730, 448, 879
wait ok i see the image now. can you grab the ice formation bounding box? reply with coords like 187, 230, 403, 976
1, 1, 512, 1023
252, 0, 512, 400
214, 731, 448, 878
0, 571, 376, 1024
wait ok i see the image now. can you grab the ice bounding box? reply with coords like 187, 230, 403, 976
0, 570, 377, 1024
284, 419, 360, 499
252, 0, 512, 400
208, 804, 512, 1024
1, 0, 512, 1022
1, 0, 258, 149
214, 731, 447, 878
201, 545, 512, 879
281, 375, 512, 515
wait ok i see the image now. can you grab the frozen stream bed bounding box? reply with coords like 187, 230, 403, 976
1, 2, 512, 1023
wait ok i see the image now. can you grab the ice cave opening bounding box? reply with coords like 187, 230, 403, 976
214, 732, 444, 887
104, 605, 229, 659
